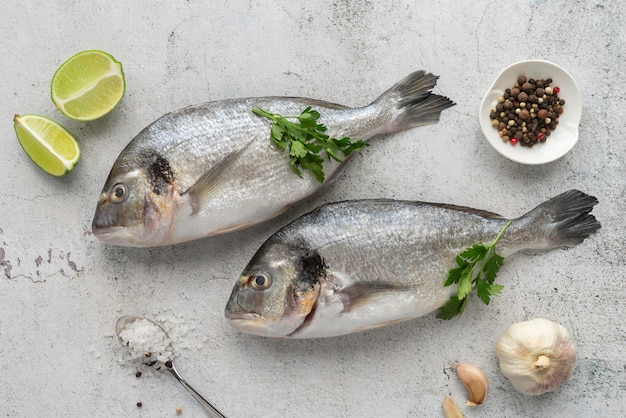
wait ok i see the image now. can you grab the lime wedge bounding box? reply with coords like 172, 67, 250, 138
51, 50, 125, 121
13, 114, 80, 176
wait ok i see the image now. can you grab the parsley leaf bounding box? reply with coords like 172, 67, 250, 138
437, 220, 512, 320
456, 270, 474, 300
460, 244, 487, 263
437, 296, 468, 320
289, 140, 308, 158
253, 106, 368, 182
475, 278, 492, 304
483, 252, 504, 283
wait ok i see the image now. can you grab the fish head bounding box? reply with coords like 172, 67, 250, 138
92, 153, 175, 247
225, 240, 323, 337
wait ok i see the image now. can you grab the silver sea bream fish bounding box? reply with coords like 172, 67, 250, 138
225, 190, 600, 338
92, 71, 454, 247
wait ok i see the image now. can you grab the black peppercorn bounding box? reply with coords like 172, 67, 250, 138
521, 82, 533, 93
519, 109, 530, 120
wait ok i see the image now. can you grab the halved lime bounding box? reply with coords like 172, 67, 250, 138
14, 114, 80, 176
51, 50, 125, 121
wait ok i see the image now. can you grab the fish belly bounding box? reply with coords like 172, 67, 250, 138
290, 281, 454, 338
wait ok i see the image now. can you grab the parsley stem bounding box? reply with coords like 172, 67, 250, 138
489, 220, 512, 248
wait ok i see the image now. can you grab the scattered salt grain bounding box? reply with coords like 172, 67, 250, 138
118, 318, 174, 364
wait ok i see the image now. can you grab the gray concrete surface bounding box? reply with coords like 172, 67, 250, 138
1, 0, 624, 417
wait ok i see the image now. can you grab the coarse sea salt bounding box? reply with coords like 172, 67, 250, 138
118, 317, 174, 364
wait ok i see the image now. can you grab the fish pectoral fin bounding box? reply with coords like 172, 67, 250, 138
184, 140, 253, 215
337, 282, 407, 313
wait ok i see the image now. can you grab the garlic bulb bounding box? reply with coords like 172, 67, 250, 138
495, 318, 576, 395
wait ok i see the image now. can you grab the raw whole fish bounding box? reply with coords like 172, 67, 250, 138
225, 190, 600, 338
92, 71, 454, 247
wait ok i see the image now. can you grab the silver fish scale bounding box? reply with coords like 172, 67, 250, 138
275, 200, 509, 289
131, 98, 380, 209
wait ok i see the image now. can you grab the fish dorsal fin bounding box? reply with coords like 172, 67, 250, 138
338, 281, 408, 313
277, 97, 349, 111
184, 140, 252, 215
427, 202, 502, 219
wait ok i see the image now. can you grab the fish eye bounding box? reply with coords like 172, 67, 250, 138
110, 183, 129, 203
249, 273, 272, 290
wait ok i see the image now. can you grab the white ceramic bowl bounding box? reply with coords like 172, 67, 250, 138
479, 60, 582, 164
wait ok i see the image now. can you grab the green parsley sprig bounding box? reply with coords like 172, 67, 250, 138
252, 106, 368, 183
437, 220, 512, 320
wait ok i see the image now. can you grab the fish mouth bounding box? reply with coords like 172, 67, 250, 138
92, 207, 119, 234
224, 293, 277, 335
224, 311, 260, 321
92, 224, 122, 237
225, 311, 276, 337
91, 224, 125, 242
92, 223, 146, 247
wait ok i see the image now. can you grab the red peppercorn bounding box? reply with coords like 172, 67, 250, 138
536, 132, 546, 141
510, 138, 518, 145
553, 86, 560, 94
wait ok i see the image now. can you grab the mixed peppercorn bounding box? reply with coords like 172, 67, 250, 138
489, 75, 565, 147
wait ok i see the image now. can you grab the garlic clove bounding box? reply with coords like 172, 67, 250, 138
495, 317, 576, 396
442, 396, 464, 418
454, 362, 488, 405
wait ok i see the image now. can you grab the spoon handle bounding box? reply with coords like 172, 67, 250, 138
168, 366, 226, 418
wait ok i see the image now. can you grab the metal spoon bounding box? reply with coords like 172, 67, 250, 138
116, 315, 226, 418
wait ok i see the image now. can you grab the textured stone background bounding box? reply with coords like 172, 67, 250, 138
1, 0, 624, 416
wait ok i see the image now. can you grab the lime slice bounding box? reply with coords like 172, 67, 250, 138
13, 114, 80, 176
51, 50, 125, 121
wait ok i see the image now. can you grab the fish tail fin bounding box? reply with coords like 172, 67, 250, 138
509, 190, 601, 253
371, 71, 455, 134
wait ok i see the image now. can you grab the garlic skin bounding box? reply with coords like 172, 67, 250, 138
454, 362, 488, 405
442, 396, 464, 418
495, 318, 576, 395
